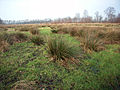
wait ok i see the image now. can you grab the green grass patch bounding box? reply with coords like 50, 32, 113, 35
0, 26, 120, 90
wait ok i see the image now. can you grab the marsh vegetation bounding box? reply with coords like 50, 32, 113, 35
0, 23, 120, 89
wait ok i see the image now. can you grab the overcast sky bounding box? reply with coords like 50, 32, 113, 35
0, 0, 120, 20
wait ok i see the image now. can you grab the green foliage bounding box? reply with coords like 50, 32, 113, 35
0, 42, 47, 89
86, 50, 120, 89
47, 35, 81, 61
30, 35, 44, 45
0, 24, 120, 90
1, 42, 119, 89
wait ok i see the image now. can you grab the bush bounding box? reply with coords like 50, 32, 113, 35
30, 35, 44, 45
30, 29, 39, 35
47, 35, 81, 61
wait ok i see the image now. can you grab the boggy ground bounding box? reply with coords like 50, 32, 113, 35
0, 23, 120, 90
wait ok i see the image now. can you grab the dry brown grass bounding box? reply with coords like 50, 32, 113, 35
104, 30, 120, 44
0, 32, 28, 52
52, 24, 120, 53
0, 40, 9, 52
118, 48, 120, 53
79, 31, 105, 53
55, 24, 120, 44
29, 28, 39, 35
12, 80, 37, 90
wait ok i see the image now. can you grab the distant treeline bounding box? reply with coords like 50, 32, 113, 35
0, 7, 120, 24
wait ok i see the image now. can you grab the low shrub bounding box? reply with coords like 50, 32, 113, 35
30, 35, 44, 45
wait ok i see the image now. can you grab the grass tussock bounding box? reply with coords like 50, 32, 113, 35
79, 31, 105, 53
47, 35, 81, 61
30, 29, 39, 35
0, 32, 28, 52
19, 26, 29, 31
51, 29, 58, 33
30, 35, 44, 45
105, 30, 120, 44
0, 24, 120, 89
0, 40, 9, 52
118, 48, 120, 53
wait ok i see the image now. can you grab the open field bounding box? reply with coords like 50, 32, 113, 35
0, 23, 120, 89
